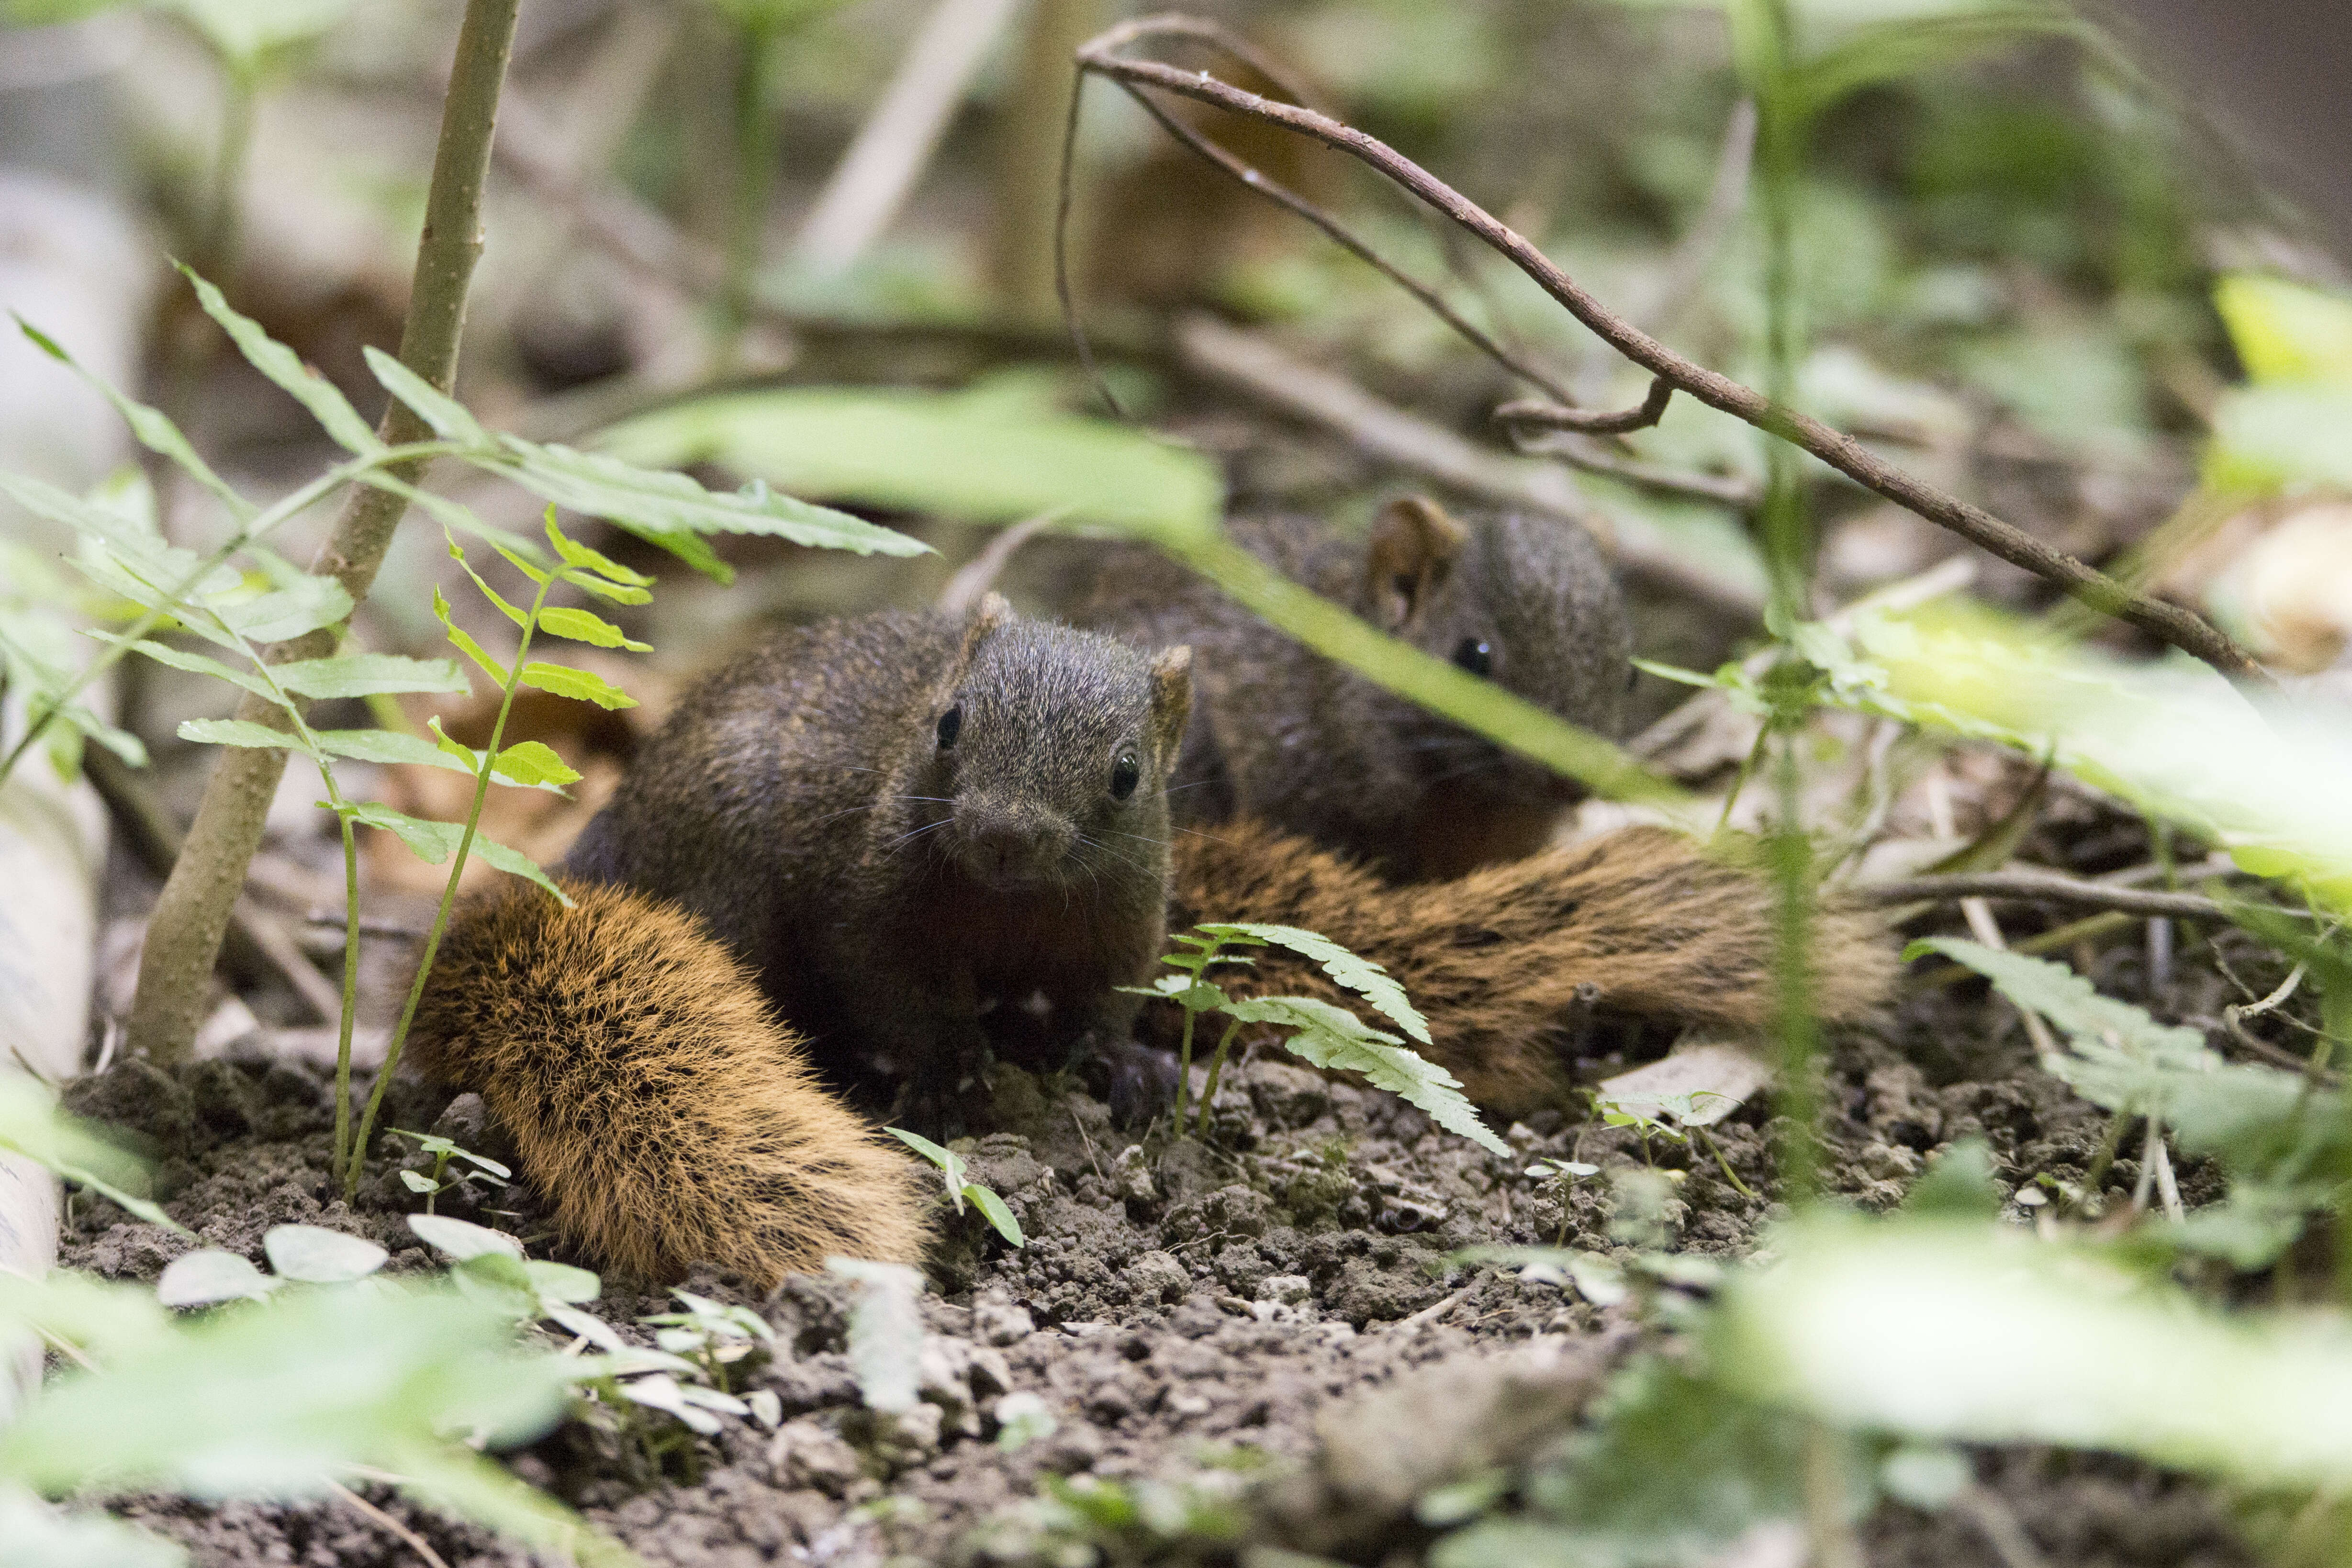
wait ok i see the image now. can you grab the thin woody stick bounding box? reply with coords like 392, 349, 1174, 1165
1072, 13, 2268, 683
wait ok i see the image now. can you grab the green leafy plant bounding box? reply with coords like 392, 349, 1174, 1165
640, 1288, 775, 1397
0, 1221, 639, 1566
1128, 921, 1507, 1155
0, 263, 928, 1205
887, 1127, 1024, 1247
1592, 1090, 1759, 1200
388, 1128, 513, 1214
0, 257, 926, 1076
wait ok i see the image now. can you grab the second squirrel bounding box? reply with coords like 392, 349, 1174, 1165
1074, 496, 1633, 879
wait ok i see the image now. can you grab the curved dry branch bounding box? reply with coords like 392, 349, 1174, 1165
1497, 378, 1674, 437
1076, 13, 2267, 682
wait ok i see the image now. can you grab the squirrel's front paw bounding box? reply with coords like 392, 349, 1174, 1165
1079, 1037, 1182, 1126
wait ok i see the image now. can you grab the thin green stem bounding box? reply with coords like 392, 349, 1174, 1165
346, 571, 553, 1198
1695, 1125, 1759, 1201
1172, 1003, 1197, 1138
1195, 1018, 1243, 1139
2079, 1106, 2132, 1213
332, 808, 361, 1178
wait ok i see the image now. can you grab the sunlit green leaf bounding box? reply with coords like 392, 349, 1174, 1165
1719, 1214, 2352, 1488
431, 585, 509, 684
407, 1213, 523, 1262
517, 661, 637, 710
491, 740, 582, 790
545, 514, 653, 587
885, 1126, 967, 1211
0, 1076, 178, 1234
1858, 603, 2352, 909
490, 435, 926, 565
208, 573, 355, 646
347, 805, 571, 903
0, 1278, 582, 1505
963, 1184, 1024, 1248
160, 0, 351, 70
1904, 938, 2246, 1120
2205, 385, 2352, 494
2214, 275, 2352, 389
0, 1487, 187, 1568
535, 606, 650, 652
0, 469, 155, 551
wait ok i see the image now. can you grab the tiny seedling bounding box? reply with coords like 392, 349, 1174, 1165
640, 1288, 776, 1396
1525, 1156, 1600, 1244
1592, 1090, 1758, 1200
1127, 922, 1506, 1155
388, 1127, 511, 1213
888, 1127, 1024, 1247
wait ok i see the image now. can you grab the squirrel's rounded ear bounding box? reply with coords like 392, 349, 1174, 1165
1366, 495, 1469, 629
955, 591, 1013, 668
1147, 645, 1193, 757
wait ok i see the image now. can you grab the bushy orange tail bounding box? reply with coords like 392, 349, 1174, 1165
1171, 821, 1896, 1115
412, 881, 930, 1288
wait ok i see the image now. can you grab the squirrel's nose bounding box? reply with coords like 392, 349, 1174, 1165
954, 804, 1070, 885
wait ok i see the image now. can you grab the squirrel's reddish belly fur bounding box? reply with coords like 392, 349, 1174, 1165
411, 880, 931, 1288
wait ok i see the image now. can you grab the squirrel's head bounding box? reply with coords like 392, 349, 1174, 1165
918, 594, 1191, 892
1353, 496, 1632, 806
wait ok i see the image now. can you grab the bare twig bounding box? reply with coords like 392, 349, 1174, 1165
1391, 1286, 1470, 1333
303, 910, 431, 942
326, 1480, 452, 1568
936, 513, 1058, 615
1174, 315, 1763, 610
2220, 1006, 2342, 1084
1924, 773, 2061, 1060
1075, 15, 2267, 681
1098, 50, 1577, 405
127, 0, 525, 1062
1851, 871, 2246, 921
1496, 378, 1673, 436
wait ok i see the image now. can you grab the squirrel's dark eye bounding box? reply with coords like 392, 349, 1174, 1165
1453, 638, 1494, 678
936, 705, 962, 749
1109, 751, 1141, 800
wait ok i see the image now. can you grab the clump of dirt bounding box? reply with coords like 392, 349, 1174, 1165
51, 960, 2259, 1566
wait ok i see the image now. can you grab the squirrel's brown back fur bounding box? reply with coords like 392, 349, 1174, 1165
1172, 820, 1897, 1115
412, 880, 930, 1288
